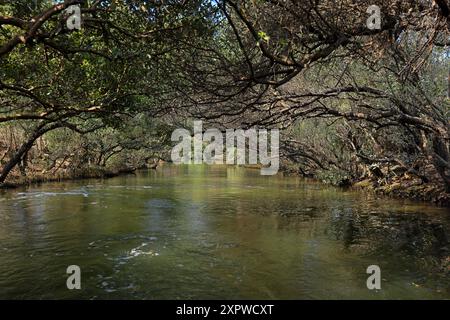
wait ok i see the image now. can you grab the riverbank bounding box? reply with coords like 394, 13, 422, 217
0, 166, 137, 190
280, 164, 450, 206
353, 177, 450, 206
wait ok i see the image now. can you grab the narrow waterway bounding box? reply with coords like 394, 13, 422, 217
0, 165, 449, 299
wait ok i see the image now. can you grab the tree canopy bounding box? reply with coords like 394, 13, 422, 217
1, 0, 449, 202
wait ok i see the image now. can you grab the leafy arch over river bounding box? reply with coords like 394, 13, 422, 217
0, 0, 449, 204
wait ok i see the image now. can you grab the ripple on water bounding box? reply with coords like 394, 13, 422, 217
14, 190, 89, 200
88, 235, 159, 248
88, 235, 160, 274
127, 243, 160, 258
107, 185, 154, 190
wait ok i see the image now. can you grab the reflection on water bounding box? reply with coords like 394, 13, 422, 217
0, 165, 449, 299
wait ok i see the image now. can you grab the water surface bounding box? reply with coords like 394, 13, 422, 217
0, 165, 449, 299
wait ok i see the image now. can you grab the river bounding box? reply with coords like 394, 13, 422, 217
0, 165, 449, 299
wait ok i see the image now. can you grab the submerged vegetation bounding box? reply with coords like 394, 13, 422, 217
0, 0, 449, 204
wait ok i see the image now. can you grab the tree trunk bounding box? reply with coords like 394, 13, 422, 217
0, 123, 61, 183
431, 136, 450, 192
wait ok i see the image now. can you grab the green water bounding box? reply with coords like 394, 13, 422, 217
0, 165, 449, 299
